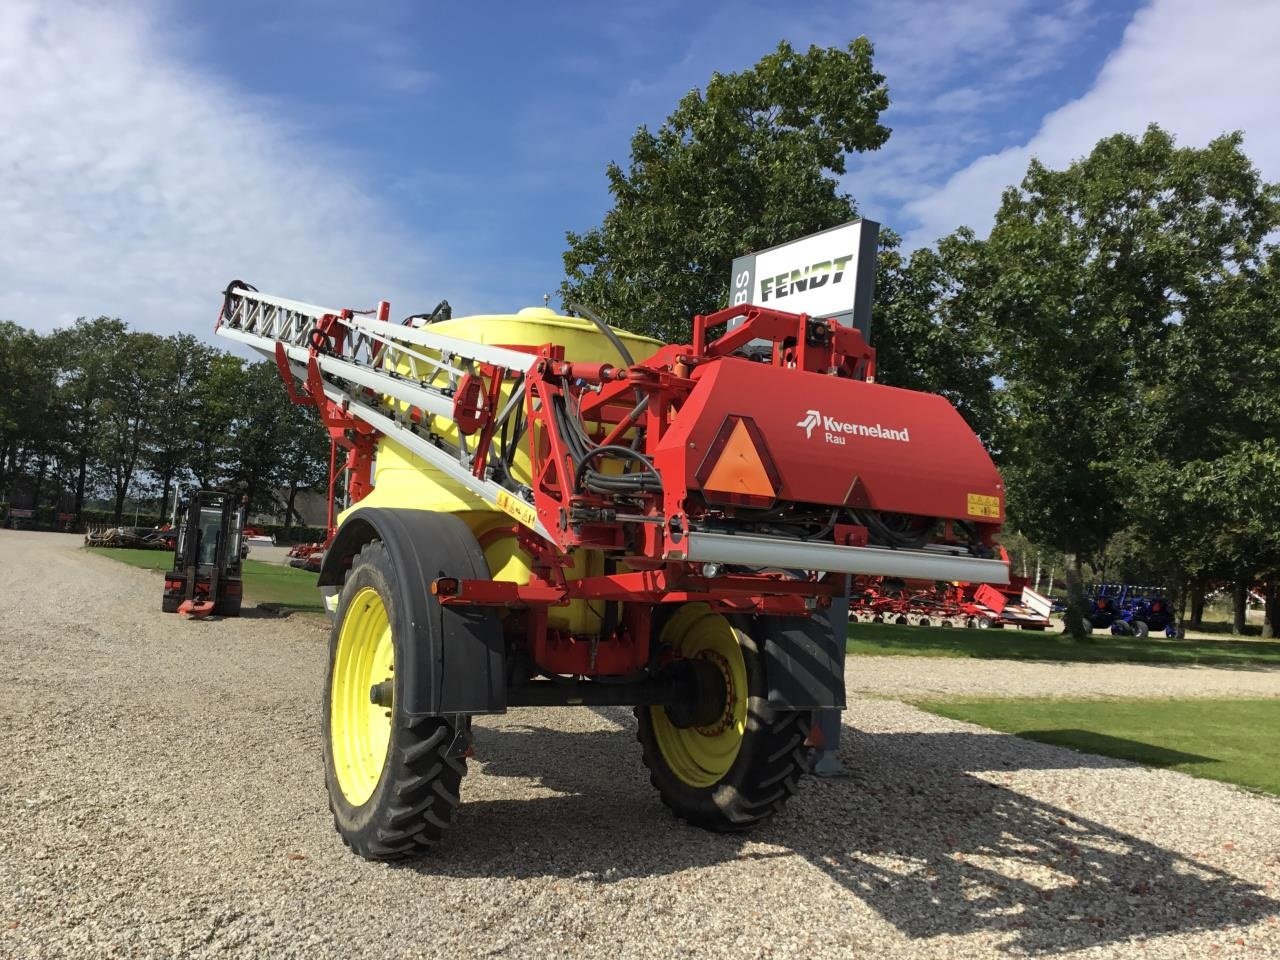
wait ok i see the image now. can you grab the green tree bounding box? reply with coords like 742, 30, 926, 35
223, 361, 295, 514
873, 228, 1000, 444
145, 334, 221, 516
52, 318, 128, 522
96, 331, 168, 523
276, 397, 331, 538
0, 323, 60, 505
187, 353, 246, 489
1132, 247, 1280, 633
982, 125, 1279, 637
561, 39, 889, 344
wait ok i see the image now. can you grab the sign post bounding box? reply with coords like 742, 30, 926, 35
728, 218, 879, 339
728, 220, 879, 777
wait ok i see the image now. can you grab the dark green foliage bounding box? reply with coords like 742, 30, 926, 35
873, 228, 1000, 444
0, 319, 331, 529
978, 126, 1280, 632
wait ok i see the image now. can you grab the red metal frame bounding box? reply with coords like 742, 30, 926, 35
242, 296, 1006, 676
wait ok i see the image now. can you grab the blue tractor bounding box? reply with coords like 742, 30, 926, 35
1083, 584, 1177, 638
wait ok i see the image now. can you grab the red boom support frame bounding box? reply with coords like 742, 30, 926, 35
257, 300, 1004, 677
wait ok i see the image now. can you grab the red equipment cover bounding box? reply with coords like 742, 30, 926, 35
655, 358, 1003, 523
973, 583, 1008, 613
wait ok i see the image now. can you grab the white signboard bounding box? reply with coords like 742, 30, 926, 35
729, 219, 878, 337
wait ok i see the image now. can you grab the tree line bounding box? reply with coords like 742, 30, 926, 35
560, 40, 1280, 636
0, 321, 329, 534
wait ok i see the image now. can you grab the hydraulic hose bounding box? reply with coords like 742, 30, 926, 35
566, 301, 635, 367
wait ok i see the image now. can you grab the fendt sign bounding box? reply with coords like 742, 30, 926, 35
728, 219, 879, 338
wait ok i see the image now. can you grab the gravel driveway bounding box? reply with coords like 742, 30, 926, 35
847, 654, 1280, 700
2, 530, 1278, 958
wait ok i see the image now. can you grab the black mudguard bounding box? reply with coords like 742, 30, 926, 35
319, 508, 506, 717
755, 613, 846, 710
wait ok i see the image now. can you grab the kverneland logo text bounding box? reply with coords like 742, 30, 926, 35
797, 409, 910, 445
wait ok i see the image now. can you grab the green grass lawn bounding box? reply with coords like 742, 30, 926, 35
918, 697, 1280, 795
90, 547, 323, 612
848, 620, 1280, 667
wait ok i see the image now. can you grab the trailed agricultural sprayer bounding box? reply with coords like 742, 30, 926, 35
215, 282, 1008, 859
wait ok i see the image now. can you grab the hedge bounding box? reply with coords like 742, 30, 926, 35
250, 522, 328, 544
1, 501, 327, 542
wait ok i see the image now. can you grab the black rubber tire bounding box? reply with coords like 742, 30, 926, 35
1133, 620, 1150, 638
322, 540, 466, 860
635, 619, 810, 832
161, 595, 180, 613
215, 596, 242, 618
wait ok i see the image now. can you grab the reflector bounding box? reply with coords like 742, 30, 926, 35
696, 416, 779, 506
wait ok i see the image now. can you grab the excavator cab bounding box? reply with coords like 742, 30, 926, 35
161, 489, 247, 618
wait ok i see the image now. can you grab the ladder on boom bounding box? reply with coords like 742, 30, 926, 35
217, 282, 558, 542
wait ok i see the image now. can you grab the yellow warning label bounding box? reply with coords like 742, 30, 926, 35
966, 493, 1001, 518
497, 490, 539, 529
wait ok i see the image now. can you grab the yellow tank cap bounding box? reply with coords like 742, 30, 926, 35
516, 306, 559, 318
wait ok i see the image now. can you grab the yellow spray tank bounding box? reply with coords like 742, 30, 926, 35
350, 307, 662, 635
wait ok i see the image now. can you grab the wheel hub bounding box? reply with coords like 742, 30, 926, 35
662, 655, 728, 730
647, 604, 751, 788
693, 651, 735, 737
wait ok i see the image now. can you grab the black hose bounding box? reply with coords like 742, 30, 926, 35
856, 510, 934, 550
574, 445, 663, 493
566, 301, 634, 367
221, 280, 257, 321
402, 300, 452, 325
551, 391, 661, 494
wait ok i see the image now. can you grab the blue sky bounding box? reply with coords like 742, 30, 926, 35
2, 0, 1278, 336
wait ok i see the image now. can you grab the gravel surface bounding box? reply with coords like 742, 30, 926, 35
848, 654, 1280, 700
2, 530, 1278, 959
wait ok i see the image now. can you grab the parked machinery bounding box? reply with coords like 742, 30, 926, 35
161, 489, 247, 618
849, 575, 1051, 630
1085, 583, 1178, 637
215, 282, 1009, 859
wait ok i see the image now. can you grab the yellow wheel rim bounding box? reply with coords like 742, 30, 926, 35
330, 587, 394, 806
650, 604, 748, 788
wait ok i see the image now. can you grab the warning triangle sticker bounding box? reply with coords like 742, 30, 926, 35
701, 419, 775, 499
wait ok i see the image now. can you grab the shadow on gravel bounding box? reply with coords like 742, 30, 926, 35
1012, 730, 1214, 768
239, 606, 287, 619
417, 717, 1279, 955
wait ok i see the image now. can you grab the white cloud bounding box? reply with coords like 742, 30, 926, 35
0, 1, 451, 337
839, 0, 1103, 224
901, 0, 1280, 248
